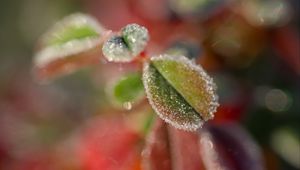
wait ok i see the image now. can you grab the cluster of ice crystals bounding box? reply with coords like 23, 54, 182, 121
121, 24, 149, 56
102, 36, 132, 62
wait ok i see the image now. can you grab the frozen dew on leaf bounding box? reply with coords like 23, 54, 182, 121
121, 24, 149, 56
33, 13, 106, 81
102, 35, 132, 62
143, 62, 202, 131
102, 23, 149, 62
143, 54, 219, 131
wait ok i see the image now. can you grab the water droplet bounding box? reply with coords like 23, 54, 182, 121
123, 102, 133, 110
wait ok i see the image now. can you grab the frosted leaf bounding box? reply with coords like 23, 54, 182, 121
40, 13, 104, 47
102, 35, 132, 62
102, 23, 149, 62
35, 38, 101, 68
143, 62, 203, 131
151, 54, 219, 121
35, 13, 105, 67
121, 24, 149, 56
33, 13, 106, 81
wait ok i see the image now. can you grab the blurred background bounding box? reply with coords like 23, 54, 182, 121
0, 0, 299, 169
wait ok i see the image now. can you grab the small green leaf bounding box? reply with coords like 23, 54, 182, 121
40, 13, 104, 48
102, 23, 149, 62
121, 24, 149, 56
102, 35, 132, 62
143, 54, 219, 131
33, 13, 106, 81
108, 72, 145, 109
45, 25, 100, 47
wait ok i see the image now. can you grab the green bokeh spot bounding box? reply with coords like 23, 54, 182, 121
113, 73, 144, 104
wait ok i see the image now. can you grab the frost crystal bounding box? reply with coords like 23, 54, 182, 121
121, 24, 149, 56
102, 35, 132, 62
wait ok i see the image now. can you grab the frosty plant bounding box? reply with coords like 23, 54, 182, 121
33, 13, 219, 131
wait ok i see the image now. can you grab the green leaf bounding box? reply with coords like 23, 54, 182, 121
40, 13, 104, 48
143, 54, 219, 131
109, 72, 145, 109
33, 13, 105, 81
102, 23, 149, 63
121, 24, 149, 56
143, 62, 202, 131
45, 25, 100, 47
35, 13, 104, 67
102, 35, 132, 62
151, 55, 219, 120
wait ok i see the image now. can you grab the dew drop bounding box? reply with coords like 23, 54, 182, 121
123, 102, 133, 110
